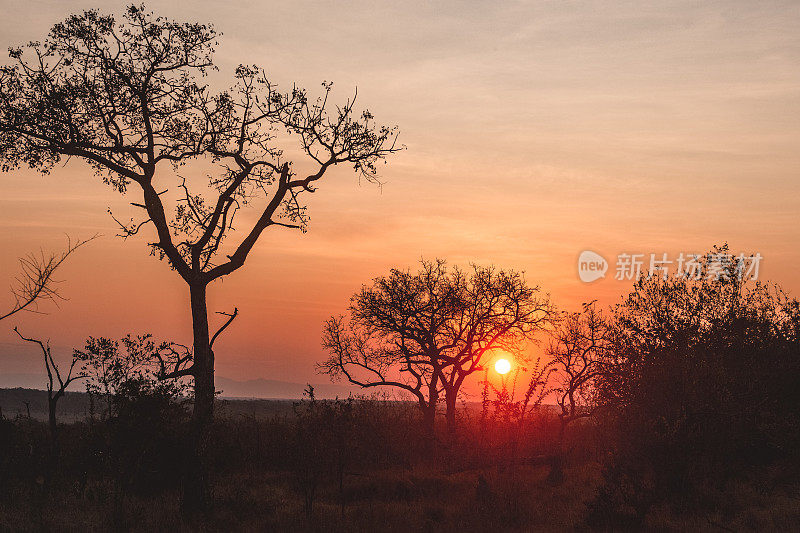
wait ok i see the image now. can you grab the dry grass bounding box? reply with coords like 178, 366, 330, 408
1, 399, 798, 531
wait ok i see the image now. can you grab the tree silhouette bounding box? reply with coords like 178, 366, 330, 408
0, 5, 400, 510
74, 333, 193, 416
589, 246, 800, 526
320, 259, 552, 434
545, 300, 608, 483
13, 327, 86, 449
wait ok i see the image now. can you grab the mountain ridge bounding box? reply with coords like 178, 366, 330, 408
0, 373, 360, 400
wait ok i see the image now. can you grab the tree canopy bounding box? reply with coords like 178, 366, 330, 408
320, 259, 553, 432
0, 5, 401, 281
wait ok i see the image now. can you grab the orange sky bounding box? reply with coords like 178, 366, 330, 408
1, 0, 798, 395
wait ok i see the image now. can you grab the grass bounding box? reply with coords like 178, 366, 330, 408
1, 396, 798, 531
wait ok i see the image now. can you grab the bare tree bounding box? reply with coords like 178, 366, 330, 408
545, 301, 608, 483
1, 236, 92, 322
13, 327, 87, 447
320, 259, 552, 434
0, 6, 400, 509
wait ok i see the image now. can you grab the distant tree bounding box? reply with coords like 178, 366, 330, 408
12, 327, 86, 448
320, 259, 552, 434
545, 301, 608, 483
0, 5, 400, 510
1, 237, 92, 322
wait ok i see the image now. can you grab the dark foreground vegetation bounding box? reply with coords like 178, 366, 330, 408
0, 394, 798, 532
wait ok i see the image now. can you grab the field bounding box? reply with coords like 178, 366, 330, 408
1, 390, 798, 532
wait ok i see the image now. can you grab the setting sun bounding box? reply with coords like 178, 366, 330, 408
494, 358, 511, 375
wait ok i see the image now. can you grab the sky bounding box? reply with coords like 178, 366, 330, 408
0, 0, 798, 395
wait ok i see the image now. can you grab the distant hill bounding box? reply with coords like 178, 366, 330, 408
0, 387, 300, 421
215, 376, 360, 399
0, 373, 59, 391
0, 375, 364, 421
0, 386, 550, 423
0, 388, 96, 422
0, 384, 384, 422
0, 373, 363, 400
0, 372, 361, 400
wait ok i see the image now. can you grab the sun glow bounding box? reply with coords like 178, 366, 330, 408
494, 358, 511, 375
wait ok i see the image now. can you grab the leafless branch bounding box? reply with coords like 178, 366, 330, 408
1, 235, 96, 322
210, 307, 238, 349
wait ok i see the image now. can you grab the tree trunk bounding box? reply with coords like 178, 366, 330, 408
422, 403, 436, 436
45, 396, 59, 487
191, 281, 214, 431
445, 389, 458, 435
422, 372, 440, 438
183, 281, 214, 515
557, 417, 567, 453
547, 417, 567, 485
47, 398, 57, 446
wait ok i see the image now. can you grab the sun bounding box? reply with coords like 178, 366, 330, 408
494, 358, 511, 375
